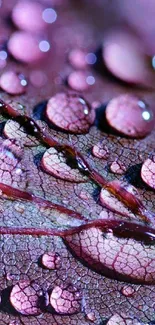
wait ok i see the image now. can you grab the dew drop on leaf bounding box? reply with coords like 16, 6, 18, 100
49, 283, 82, 315
0, 71, 27, 95
109, 160, 127, 175
141, 156, 155, 189
10, 280, 44, 315
121, 285, 135, 297
41, 252, 61, 270
106, 94, 155, 138
41, 146, 86, 182
46, 92, 95, 134
92, 142, 109, 159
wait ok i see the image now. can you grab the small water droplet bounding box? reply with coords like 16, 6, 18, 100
92, 142, 109, 159
110, 160, 127, 175
86, 311, 96, 322
50, 283, 82, 315
41, 252, 61, 270
121, 285, 135, 297
68, 48, 87, 69
14, 203, 25, 213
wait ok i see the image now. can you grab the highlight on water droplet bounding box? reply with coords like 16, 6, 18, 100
42, 8, 57, 24
68, 71, 95, 91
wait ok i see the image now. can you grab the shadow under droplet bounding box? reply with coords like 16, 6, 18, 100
0, 286, 18, 315
33, 100, 47, 120
124, 163, 145, 189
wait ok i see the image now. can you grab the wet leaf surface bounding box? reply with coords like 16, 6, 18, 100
0, 1, 155, 325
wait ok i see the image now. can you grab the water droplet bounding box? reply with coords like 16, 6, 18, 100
106, 94, 155, 138
46, 93, 95, 134
30, 70, 47, 87
8, 32, 45, 64
141, 156, 155, 189
41, 146, 86, 182
92, 142, 109, 159
12, 1, 46, 32
49, 283, 82, 315
0, 50, 7, 60
41, 252, 61, 270
10, 280, 44, 315
110, 161, 127, 175
121, 285, 135, 297
68, 71, 89, 91
39, 40, 50, 52
0, 71, 27, 95
86, 311, 96, 322
14, 203, 25, 213
102, 29, 151, 86
78, 190, 91, 200
42, 8, 57, 24
68, 48, 87, 69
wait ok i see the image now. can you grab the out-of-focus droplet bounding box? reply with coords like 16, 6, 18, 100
141, 156, 155, 189
46, 92, 95, 134
85, 52, 97, 65
68, 49, 87, 69
30, 70, 47, 87
8, 32, 45, 64
10, 281, 44, 315
12, 1, 46, 32
68, 71, 95, 91
42, 8, 57, 24
41, 252, 61, 270
0, 71, 27, 95
105, 94, 155, 138
49, 283, 82, 315
102, 29, 152, 87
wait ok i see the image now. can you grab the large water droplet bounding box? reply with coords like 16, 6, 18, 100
102, 29, 152, 87
10, 280, 45, 315
8, 31, 45, 64
12, 1, 46, 32
49, 283, 82, 315
46, 92, 95, 134
106, 94, 154, 138
41, 146, 86, 182
41, 252, 61, 270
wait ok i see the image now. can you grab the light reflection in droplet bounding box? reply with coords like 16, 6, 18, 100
142, 111, 151, 121
42, 8, 57, 23
39, 40, 50, 52
0, 50, 7, 60
85, 52, 96, 65
86, 75, 95, 85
